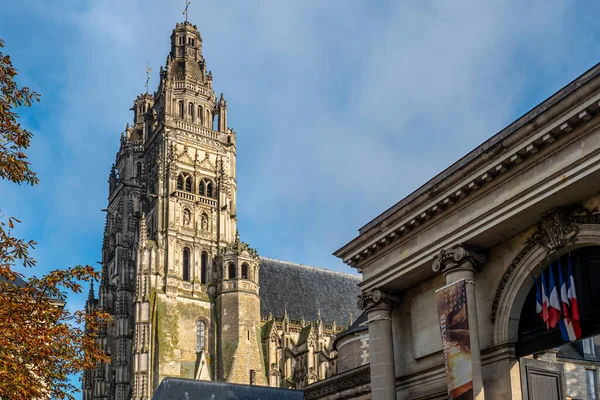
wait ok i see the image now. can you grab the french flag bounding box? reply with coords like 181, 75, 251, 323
568, 256, 580, 322
560, 256, 582, 341
531, 272, 542, 316
547, 263, 562, 329
540, 268, 550, 329
558, 260, 579, 341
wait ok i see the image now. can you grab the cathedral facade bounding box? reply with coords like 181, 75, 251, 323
83, 21, 360, 400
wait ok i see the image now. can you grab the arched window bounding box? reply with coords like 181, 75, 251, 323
136, 163, 142, 178
207, 181, 213, 198
188, 103, 194, 121
241, 263, 249, 280
199, 181, 205, 196
196, 320, 206, 352
228, 262, 236, 279
182, 248, 190, 281
201, 251, 208, 284
177, 175, 184, 190
198, 105, 203, 125
185, 176, 192, 192
179, 101, 184, 118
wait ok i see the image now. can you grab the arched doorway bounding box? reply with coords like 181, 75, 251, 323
516, 246, 600, 399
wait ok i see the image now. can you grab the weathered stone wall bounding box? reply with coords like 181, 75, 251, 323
154, 293, 211, 388
336, 333, 369, 374
219, 291, 266, 385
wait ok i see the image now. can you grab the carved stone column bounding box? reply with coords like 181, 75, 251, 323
433, 245, 486, 400
358, 289, 397, 400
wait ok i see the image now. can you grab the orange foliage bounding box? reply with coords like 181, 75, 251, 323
0, 38, 111, 399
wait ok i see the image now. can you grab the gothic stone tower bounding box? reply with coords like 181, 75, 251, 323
84, 21, 265, 400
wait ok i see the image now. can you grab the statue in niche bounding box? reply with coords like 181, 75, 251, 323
183, 208, 191, 226
201, 213, 208, 231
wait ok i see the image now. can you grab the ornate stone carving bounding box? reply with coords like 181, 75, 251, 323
490, 205, 600, 322
357, 289, 396, 312
432, 244, 486, 274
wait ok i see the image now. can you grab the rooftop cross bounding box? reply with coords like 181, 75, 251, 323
144, 62, 152, 94
183, 0, 191, 23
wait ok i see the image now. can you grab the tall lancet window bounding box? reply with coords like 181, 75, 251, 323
207, 181, 213, 198
182, 248, 191, 282
197, 320, 206, 352
188, 103, 194, 121
201, 251, 208, 284
198, 105, 203, 125
241, 263, 249, 280
228, 262, 236, 279
179, 101, 184, 119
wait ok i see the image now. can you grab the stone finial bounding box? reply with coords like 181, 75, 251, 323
283, 305, 288, 321
88, 280, 95, 302
317, 308, 322, 323
268, 311, 273, 321
432, 244, 486, 274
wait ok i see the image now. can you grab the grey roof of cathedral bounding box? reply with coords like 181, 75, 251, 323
259, 257, 361, 325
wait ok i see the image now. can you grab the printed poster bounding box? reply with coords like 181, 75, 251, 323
435, 279, 474, 400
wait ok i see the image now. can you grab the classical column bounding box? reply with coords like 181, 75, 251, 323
358, 289, 397, 400
433, 244, 486, 400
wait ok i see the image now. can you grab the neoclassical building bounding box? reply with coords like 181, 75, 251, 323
83, 20, 361, 400
333, 61, 600, 399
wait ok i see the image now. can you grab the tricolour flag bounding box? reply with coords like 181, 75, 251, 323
547, 263, 562, 329
566, 255, 581, 339
568, 256, 580, 321
531, 272, 542, 316
557, 259, 579, 341
540, 268, 550, 329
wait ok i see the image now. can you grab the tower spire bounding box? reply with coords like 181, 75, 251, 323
88, 279, 95, 301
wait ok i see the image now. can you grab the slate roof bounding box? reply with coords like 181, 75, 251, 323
153, 378, 303, 400
259, 257, 361, 325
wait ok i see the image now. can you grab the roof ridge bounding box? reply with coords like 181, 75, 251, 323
259, 256, 361, 280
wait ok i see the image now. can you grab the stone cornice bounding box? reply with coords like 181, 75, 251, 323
303, 364, 370, 400
357, 122, 600, 291
335, 63, 600, 268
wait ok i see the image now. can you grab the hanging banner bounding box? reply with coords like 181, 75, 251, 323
436, 279, 474, 400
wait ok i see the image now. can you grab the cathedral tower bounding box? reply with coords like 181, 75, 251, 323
85, 20, 249, 400
84, 17, 357, 400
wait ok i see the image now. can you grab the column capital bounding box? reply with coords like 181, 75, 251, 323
357, 289, 397, 312
432, 244, 486, 275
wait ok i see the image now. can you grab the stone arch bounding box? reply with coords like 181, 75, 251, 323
493, 223, 600, 345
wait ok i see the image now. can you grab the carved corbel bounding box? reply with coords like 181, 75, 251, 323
432, 244, 486, 274
357, 289, 397, 312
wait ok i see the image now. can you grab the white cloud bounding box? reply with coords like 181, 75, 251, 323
2, 0, 599, 277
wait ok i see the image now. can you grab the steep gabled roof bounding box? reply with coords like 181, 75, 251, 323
259, 257, 361, 325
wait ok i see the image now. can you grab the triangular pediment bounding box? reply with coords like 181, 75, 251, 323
178, 151, 194, 165
199, 156, 215, 171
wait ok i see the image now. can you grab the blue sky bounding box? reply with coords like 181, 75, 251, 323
1, 0, 600, 396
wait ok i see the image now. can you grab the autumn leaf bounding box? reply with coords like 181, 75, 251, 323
0, 37, 111, 400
